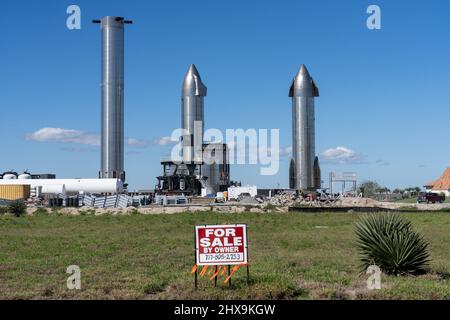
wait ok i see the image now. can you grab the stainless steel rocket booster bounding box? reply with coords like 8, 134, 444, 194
181, 64, 207, 165
94, 16, 132, 182
289, 64, 321, 190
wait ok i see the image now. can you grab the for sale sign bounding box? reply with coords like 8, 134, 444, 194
195, 224, 248, 266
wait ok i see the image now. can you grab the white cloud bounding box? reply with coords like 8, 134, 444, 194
126, 138, 150, 148
280, 146, 292, 157
27, 127, 148, 149
154, 136, 178, 146
321, 146, 364, 164
26, 127, 100, 146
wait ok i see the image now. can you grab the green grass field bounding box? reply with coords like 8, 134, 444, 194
0, 211, 449, 300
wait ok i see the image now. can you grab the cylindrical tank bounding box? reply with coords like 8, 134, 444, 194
0, 179, 123, 194
181, 64, 207, 163
288, 65, 319, 191
98, 16, 128, 182
18, 172, 32, 179
2, 172, 18, 180
41, 184, 66, 195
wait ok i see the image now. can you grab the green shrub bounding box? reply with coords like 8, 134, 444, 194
354, 213, 430, 275
8, 200, 27, 217
0, 206, 8, 215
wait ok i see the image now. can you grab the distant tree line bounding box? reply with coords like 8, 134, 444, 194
358, 181, 421, 199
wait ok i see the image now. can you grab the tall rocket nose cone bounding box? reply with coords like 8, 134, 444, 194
289, 64, 319, 97
187, 64, 200, 77
182, 64, 207, 97
298, 64, 311, 78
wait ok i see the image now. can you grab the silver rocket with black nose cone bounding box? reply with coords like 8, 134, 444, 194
289, 64, 321, 190
181, 64, 207, 165
93, 16, 132, 182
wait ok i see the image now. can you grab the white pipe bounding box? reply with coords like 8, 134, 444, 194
41, 184, 66, 195
0, 179, 123, 194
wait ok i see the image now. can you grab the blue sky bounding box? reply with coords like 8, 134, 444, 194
2, 0, 450, 190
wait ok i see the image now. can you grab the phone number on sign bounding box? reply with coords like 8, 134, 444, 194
200, 253, 243, 262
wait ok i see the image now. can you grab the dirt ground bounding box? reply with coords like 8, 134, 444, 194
24, 197, 450, 216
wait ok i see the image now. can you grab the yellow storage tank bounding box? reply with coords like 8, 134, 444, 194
0, 185, 31, 200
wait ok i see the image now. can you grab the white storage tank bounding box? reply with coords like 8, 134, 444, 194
2, 172, 18, 180
0, 178, 123, 194
41, 184, 66, 195
18, 172, 32, 180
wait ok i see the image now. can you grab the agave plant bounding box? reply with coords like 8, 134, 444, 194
354, 213, 430, 275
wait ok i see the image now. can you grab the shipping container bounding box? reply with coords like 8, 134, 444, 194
0, 185, 31, 200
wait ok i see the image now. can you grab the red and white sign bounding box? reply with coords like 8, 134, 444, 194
195, 224, 248, 266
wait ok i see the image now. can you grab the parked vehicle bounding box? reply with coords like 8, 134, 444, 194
238, 192, 252, 200
215, 192, 225, 203
417, 192, 445, 204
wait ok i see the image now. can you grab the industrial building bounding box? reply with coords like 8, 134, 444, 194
156, 143, 230, 196
0, 185, 30, 201
202, 143, 231, 194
